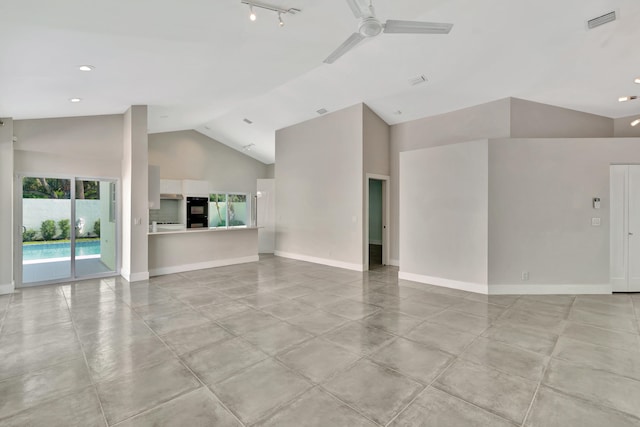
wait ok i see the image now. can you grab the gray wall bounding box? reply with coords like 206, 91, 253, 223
400, 140, 489, 287
613, 115, 640, 137
265, 164, 275, 179
510, 98, 613, 138
148, 130, 269, 194
488, 137, 640, 288
275, 104, 364, 268
389, 98, 511, 263
13, 114, 123, 177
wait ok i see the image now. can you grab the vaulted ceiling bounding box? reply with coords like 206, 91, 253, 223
1, 0, 639, 163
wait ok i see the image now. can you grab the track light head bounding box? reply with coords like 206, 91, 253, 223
249, 5, 256, 21
632, 118, 640, 127
278, 12, 284, 27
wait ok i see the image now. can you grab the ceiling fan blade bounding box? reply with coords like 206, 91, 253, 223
383, 20, 453, 34
345, 0, 369, 19
323, 32, 366, 64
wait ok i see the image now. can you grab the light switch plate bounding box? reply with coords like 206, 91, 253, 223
591, 217, 601, 226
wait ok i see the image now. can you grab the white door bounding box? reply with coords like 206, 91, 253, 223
610, 165, 640, 292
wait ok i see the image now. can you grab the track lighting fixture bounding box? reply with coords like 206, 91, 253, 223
241, 1, 300, 26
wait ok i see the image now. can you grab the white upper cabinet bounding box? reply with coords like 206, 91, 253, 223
160, 179, 182, 194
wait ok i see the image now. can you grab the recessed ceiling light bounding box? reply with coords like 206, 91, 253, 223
632, 119, 640, 127
78, 65, 94, 71
619, 96, 638, 102
635, 78, 640, 84
69, 98, 82, 103
242, 143, 255, 151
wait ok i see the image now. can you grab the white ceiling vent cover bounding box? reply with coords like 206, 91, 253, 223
587, 11, 616, 29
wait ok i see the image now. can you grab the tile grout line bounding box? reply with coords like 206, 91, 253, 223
384, 322, 513, 426
106, 276, 249, 427
61, 282, 110, 427
518, 294, 575, 426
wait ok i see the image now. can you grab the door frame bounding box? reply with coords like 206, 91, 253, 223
365, 174, 390, 270
14, 173, 121, 288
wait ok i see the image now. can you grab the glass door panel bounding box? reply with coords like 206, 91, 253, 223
22, 177, 72, 284
75, 179, 117, 277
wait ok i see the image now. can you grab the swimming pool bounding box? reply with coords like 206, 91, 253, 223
23, 240, 101, 261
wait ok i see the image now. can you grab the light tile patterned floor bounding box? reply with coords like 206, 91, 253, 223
1, 255, 640, 426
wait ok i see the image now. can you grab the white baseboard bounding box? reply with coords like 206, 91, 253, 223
398, 272, 489, 294
388, 258, 399, 267
490, 283, 612, 295
149, 256, 259, 277
275, 251, 365, 272
120, 271, 150, 282
0, 281, 15, 295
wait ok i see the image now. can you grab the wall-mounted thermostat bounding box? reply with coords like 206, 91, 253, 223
593, 197, 601, 209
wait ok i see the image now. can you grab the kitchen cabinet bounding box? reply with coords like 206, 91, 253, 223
160, 179, 182, 194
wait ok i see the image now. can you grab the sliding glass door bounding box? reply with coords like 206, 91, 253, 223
21, 176, 118, 286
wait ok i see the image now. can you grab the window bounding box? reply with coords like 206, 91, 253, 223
209, 193, 249, 228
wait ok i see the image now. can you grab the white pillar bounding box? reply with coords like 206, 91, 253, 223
0, 118, 14, 294
121, 106, 149, 282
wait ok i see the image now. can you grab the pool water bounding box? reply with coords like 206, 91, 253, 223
23, 240, 101, 261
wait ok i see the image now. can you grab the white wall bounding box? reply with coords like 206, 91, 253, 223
390, 98, 511, 264
148, 130, 268, 194
275, 104, 364, 270
0, 118, 14, 294
488, 138, 640, 292
257, 179, 275, 253
399, 140, 489, 292
121, 106, 149, 282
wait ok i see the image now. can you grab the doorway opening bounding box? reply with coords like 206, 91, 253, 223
366, 175, 389, 270
17, 175, 119, 287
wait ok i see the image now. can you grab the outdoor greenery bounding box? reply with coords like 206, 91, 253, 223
40, 219, 57, 240
58, 219, 71, 239
22, 177, 100, 199
22, 219, 101, 242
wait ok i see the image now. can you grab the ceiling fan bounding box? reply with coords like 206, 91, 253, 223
324, 0, 453, 64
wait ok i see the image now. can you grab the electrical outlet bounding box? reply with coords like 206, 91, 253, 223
521, 271, 529, 281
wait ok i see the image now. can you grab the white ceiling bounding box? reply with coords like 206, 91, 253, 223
1, 0, 639, 164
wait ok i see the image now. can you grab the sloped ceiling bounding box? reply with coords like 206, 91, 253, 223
1, 0, 639, 163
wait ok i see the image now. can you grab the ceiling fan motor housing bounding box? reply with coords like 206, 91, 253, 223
359, 17, 383, 37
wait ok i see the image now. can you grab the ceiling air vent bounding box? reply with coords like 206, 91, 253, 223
243, 118, 253, 124
587, 11, 616, 29
316, 108, 328, 115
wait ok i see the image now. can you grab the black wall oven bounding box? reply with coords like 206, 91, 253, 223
186, 196, 208, 228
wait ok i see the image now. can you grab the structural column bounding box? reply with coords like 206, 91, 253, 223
121, 106, 149, 282
0, 118, 14, 294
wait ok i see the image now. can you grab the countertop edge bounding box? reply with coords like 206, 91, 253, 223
148, 226, 260, 236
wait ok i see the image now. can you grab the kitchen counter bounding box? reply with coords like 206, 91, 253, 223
148, 226, 259, 235
148, 226, 259, 276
